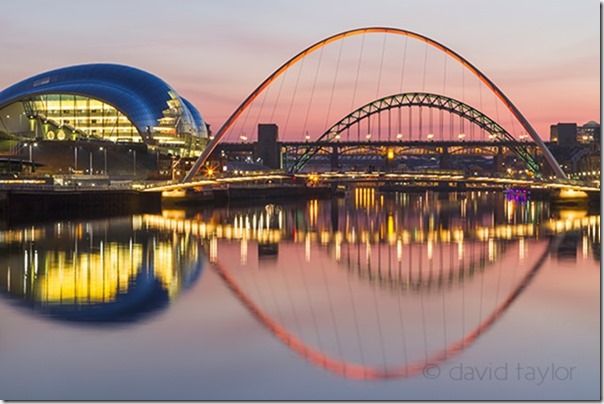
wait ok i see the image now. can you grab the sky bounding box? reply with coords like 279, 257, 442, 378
0, 0, 599, 139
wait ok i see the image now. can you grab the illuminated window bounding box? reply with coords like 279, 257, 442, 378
29, 94, 142, 143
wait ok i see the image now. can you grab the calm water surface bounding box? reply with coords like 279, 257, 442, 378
0, 190, 599, 400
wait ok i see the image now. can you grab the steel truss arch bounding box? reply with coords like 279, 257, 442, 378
183, 26, 566, 182
290, 92, 541, 175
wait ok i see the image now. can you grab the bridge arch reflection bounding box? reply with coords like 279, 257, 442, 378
0, 192, 597, 374
140, 193, 598, 379
211, 239, 551, 379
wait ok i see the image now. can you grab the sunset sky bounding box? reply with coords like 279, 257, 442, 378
0, 0, 599, 139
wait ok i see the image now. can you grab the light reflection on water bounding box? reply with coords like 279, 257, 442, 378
0, 217, 204, 323
0, 190, 599, 399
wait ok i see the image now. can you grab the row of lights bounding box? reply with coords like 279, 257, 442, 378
229, 132, 538, 143
294, 133, 468, 141
572, 170, 600, 178
232, 132, 509, 143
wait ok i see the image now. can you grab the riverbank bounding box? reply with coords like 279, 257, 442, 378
0, 189, 162, 225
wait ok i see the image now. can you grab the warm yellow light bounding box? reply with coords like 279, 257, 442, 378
36, 243, 143, 304
162, 189, 186, 198
559, 209, 587, 221
558, 188, 589, 200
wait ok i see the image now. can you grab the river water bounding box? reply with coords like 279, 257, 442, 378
0, 189, 599, 400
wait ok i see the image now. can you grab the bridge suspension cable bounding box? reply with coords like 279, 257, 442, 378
183, 26, 566, 182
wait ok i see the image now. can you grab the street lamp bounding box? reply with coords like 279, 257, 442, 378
74, 145, 79, 171
99, 146, 108, 175
24, 142, 38, 172
129, 149, 137, 177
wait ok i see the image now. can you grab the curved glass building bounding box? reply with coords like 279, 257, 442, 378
0, 64, 208, 156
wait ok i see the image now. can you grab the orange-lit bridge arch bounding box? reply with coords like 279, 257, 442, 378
183, 27, 566, 182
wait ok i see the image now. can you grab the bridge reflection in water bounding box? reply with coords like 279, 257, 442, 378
146, 190, 598, 379
0, 189, 598, 378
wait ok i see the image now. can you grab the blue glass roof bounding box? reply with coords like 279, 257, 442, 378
0, 63, 206, 137
182, 97, 208, 136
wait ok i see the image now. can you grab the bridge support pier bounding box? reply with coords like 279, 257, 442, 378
330, 146, 340, 171
439, 148, 451, 169
494, 146, 505, 173
254, 124, 282, 169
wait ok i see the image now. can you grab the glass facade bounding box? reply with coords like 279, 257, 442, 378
26, 94, 140, 142
0, 64, 209, 157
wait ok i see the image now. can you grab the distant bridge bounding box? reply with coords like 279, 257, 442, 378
215, 139, 539, 173
288, 92, 541, 174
